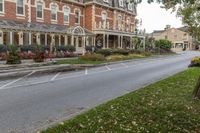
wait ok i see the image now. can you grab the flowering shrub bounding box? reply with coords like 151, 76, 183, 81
33, 45, 45, 63
189, 57, 200, 67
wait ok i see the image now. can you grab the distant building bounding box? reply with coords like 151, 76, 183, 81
0, 0, 137, 53
151, 25, 196, 52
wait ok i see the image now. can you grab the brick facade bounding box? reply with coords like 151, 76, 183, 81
0, 0, 137, 52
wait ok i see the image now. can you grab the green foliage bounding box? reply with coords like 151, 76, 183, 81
0, 44, 7, 53
96, 49, 112, 56
6, 45, 21, 64
20, 45, 34, 52
155, 39, 172, 50
112, 49, 129, 56
178, 2, 200, 43
55, 45, 75, 52
42, 68, 200, 133
33, 45, 45, 62
79, 54, 105, 61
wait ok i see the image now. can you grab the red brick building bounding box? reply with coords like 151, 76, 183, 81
0, 0, 137, 52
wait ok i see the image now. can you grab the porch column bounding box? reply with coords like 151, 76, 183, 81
19, 32, 23, 46
103, 34, 105, 49
143, 37, 146, 50
0, 30, 3, 44
59, 35, 61, 46
64, 35, 68, 46
10, 32, 13, 44
120, 36, 123, 48
71, 35, 74, 46
93, 36, 96, 46
50, 34, 55, 53
118, 35, 120, 48
36, 33, 40, 45
106, 34, 109, 48
29, 32, 32, 45
45, 33, 47, 46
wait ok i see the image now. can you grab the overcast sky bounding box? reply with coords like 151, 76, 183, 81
137, 1, 183, 33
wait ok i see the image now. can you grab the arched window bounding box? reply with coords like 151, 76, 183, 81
36, 0, 43, 19
16, 0, 24, 15
74, 9, 80, 24
0, 0, 3, 12
51, 3, 57, 21
63, 6, 70, 23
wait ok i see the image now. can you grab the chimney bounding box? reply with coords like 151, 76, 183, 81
165, 25, 171, 30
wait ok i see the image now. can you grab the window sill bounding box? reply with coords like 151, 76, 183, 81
16, 14, 25, 17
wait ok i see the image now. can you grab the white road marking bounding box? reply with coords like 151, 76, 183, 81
0, 55, 191, 90
105, 65, 111, 71
50, 72, 61, 81
121, 63, 129, 68
85, 68, 88, 75
0, 71, 35, 90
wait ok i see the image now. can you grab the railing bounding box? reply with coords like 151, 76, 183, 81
94, 21, 134, 33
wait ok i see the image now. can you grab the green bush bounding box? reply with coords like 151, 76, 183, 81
112, 49, 129, 55
155, 39, 172, 50
96, 49, 112, 56
66, 45, 75, 52
6, 45, 21, 64
0, 44, 7, 53
79, 54, 105, 61
20, 45, 34, 52
33, 45, 45, 62
85, 46, 96, 52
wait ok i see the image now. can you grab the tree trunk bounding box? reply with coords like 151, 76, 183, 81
193, 76, 200, 99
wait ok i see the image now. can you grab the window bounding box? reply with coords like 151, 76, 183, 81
75, 10, 80, 24
128, 3, 132, 10
117, 15, 122, 30
126, 17, 131, 31
0, 0, 3, 12
51, 4, 57, 21
36, 1, 43, 19
16, 0, 24, 15
119, 0, 123, 7
64, 7, 69, 22
101, 12, 107, 21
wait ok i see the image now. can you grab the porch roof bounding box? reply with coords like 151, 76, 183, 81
0, 20, 94, 36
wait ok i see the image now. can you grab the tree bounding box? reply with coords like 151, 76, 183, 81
131, 0, 196, 9
155, 39, 172, 50
177, 1, 200, 43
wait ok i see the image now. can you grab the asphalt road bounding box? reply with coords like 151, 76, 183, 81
0, 51, 199, 133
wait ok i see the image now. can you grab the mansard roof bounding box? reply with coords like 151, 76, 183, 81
84, 0, 137, 15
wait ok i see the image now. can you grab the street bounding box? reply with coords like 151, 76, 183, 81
0, 51, 199, 133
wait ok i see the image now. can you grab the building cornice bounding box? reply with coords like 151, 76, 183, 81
84, 2, 137, 16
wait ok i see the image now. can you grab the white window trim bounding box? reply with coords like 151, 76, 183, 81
36, 0, 44, 20
63, 6, 70, 23
50, 2, 58, 22
128, 3, 133, 11
119, 0, 124, 7
16, 0, 25, 16
74, 8, 81, 24
0, 0, 4, 13
103, 0, 109, 3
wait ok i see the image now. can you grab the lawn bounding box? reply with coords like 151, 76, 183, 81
56, 58, 107, 65
42, 68, 200, 133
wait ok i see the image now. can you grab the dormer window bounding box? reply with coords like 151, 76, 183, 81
103, 0, 109, 3
128, 3, 133, 10
119, 0, 123, 7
